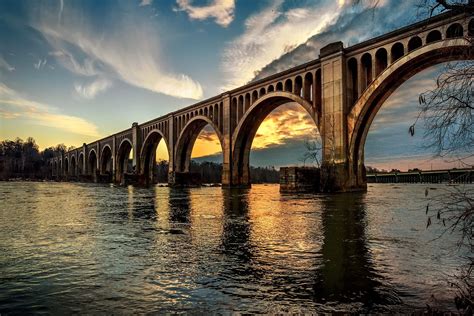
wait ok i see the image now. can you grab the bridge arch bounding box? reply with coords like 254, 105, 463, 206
140, 129, 170, 185
88, 149, 98, 179
78, 152, 84, 175
348, 38, 473, 189
59, 157, 65, 176
100, 145, 113, 179
70, 155, 76, 177
175, 116, 223, 173
116, 138, 133, 184
232, 91, 319, 186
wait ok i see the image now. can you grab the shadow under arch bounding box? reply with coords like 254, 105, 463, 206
140, 129, 171, 186
232, 91, 320, 186
70, 155, 76, 176
100, 145, 113, 181
174, 116, 224, 173
348, 39, 473, 188
88, 149, 98, 180
116, 138, 133, 184
78, 152, 84, 175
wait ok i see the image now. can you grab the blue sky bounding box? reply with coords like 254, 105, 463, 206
0, 0, 467, 171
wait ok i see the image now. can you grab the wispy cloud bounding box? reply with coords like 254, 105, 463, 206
139, 0, 153, 6
48, 50, 99, 77
33, 58, 47, 70
0, 83, 100, 137
220, 0, 348, 90
175, 0, 235, 27
74, 77, 112, 99
32, 2, 203, 100
0, 55, 15, 72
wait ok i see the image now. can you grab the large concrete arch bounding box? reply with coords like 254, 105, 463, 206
174, 116, 224, 173
116, 138, 133, 184
348, 38, 473, 189
78, 152, 84, 175
139, 129, 170, 185
100, 144, 113, 178
88, 149, 98, 180
231, 91, 319, 186
70, 155, 77, 177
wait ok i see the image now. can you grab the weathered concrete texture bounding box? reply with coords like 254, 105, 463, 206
48, 12, 473, 192
280, 167, 320, 193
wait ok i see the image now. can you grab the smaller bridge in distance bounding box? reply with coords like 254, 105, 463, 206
367, 168, 474, 184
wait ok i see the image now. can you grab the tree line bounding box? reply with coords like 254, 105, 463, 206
0, 137, 66, 180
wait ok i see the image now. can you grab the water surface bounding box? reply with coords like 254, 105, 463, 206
0, 182, 466, 313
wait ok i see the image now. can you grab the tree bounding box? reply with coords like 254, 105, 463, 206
404, 1, 473, 311
353, 0, 473, 310
300, 133, 322, 167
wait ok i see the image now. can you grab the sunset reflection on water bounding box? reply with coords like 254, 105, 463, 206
0, 182, 465, 313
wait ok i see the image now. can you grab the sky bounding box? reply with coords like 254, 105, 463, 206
0, 0, 469, 171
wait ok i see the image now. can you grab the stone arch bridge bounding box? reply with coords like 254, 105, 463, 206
49, 11, 473, 191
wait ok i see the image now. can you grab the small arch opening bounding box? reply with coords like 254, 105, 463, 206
361, 53, 373, 91
391, 42, 404, 63
238, 95, 244, 122
231, 97, 238, 131
347, 58, 358, 105
408, 36, 422, 52
284, 79, 293, 92
245, 93, 251, 112
276, 82, 283, 91
315, 69, 322, 115
252, 90, 258, 103
446, 23, 463, 38
426, 30, 442, 43
295, 76, 303, 97
304, 72, 313, 102
375, 48, 388, 77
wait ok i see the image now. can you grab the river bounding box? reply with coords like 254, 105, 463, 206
0, 181, 468, 313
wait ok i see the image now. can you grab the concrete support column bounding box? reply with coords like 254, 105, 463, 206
221, 94, 233, 186
96, 142, 100, 174
319, 42, 352, 192
82, 143, 87, 176
112, 136, 116, 182
74, 150, 78, 176
132, 122, 141, 175
168, 115, 176, 184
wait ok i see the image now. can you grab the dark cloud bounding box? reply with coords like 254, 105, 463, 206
252, 1, 426, 81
